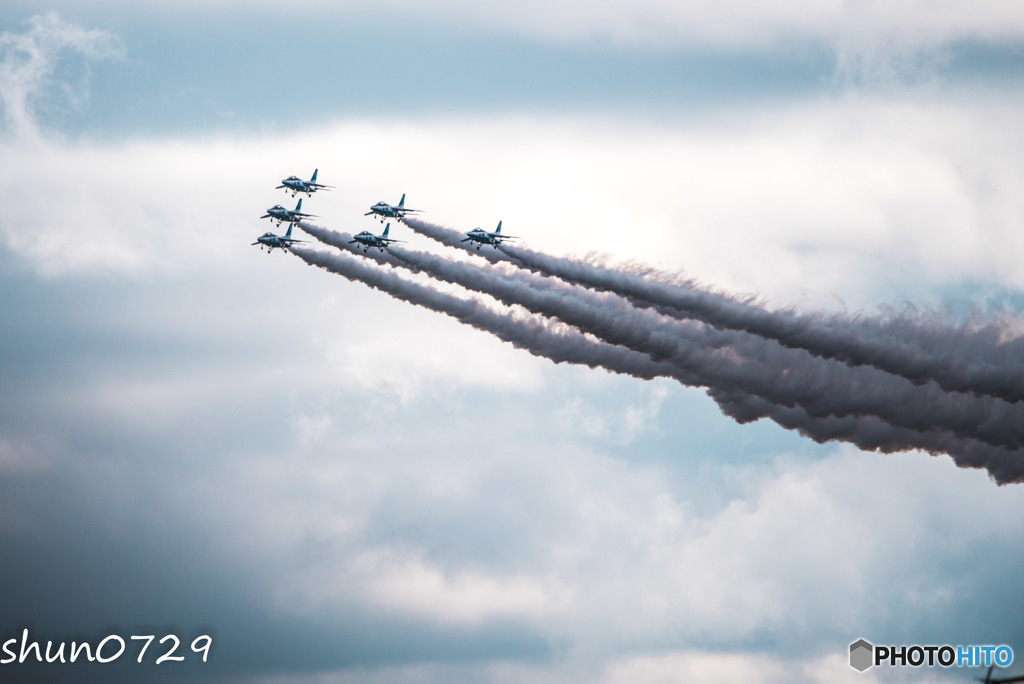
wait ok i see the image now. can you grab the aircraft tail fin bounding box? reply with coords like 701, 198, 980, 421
398, 193, 406, 208
295, 199, 302, 211
285, 224, 293, 238
495, 221, 502, 234
311, 168, 318, 182
383, 223, 390, 238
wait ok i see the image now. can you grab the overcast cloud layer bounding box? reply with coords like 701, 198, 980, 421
1, 7, 1024, 683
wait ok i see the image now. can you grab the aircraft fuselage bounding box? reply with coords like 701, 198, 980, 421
281, 178, 320, 196
254, 232, 294, 252
352, 232, 384, 248
266, 206, 299, 223
464, 229, 503, 247
369, 204, 399, 218
366, 197, 417, 222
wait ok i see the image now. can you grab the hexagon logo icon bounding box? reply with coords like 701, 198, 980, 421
850, 639, 874, 672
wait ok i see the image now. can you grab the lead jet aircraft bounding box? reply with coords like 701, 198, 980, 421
252, 223, 304, 254
365, 194, 420, 223
349, 223, 403, 253
277, 168, 332, 198
461, 221, 517, 249
261, 198, 316, 227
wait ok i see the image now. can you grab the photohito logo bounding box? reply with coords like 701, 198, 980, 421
849, 639, 1014, 672
850, 639, 873, 672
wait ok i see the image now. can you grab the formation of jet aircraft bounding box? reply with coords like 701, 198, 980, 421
349, 223, 403, 253
252, 223, 304, 254
277, 168, 333, 198
261, 198, 317, 227
254, 170, 522, 257
365, 194, 420, 223
461, 221, 517, 249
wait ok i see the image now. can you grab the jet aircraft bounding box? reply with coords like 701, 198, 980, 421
349, 223, 403, 253
261, 198, 316, 227
277, 168, 332, 198
365, 194, 420, 223
461, 221, 517, 249
252, 223, 303, 254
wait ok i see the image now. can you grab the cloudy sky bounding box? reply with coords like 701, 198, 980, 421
2, 2, 1024, 682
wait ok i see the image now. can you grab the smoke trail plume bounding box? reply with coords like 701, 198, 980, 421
290, 243, 682, 383
404, 218, 1024, 404
298, 222, 1024, 483
306, 222, 1024, 451
496, 240, 1024, 403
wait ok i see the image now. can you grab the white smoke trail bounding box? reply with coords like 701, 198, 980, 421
308, 222, 1024, 451
298, 222, 1024, 483
403, 217, 1024, 404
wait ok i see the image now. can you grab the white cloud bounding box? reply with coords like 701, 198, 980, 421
0, 13, 122, 140
348, 548, 575, 623
599, 651, 789, 684
182, 393, 1024, 643
312, 293, 546, 399
4, 92, 1024, 310
23, 1, 1024, 50
556, 381, 670, 445
171, 435, 1024, 681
